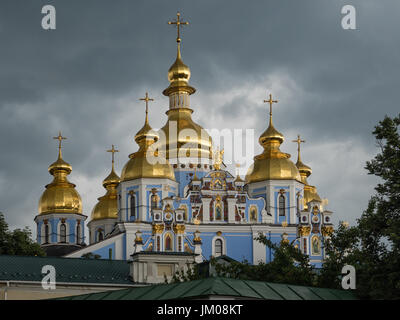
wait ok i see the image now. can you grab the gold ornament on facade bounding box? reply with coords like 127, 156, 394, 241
193, 230, 202, 242
298, 226, 311, 237
246, 94, 301, 183
213, 148, 224, 170
152, 224, 165, 234
216, 231, 222, 236
135, 230, 143, 244
39, 132, 83, 215
173, 224, 186, 234
281, 221, 288, 228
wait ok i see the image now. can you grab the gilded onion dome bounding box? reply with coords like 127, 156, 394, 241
91, 151, 120, 221
121, 96, 175, 182
39, 133, 82, 215
159, 13, 213, 161
246, 96, 301, 183
293, 135, 322, 209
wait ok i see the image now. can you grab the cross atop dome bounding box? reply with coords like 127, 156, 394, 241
139, 92, 154, 124
168, 11, 189, 43
53, 131, 67, 158
263, 93, 278, 123
292, 134, 305, 161
107, 144, 119, 170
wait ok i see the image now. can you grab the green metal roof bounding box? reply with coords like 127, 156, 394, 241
0, 255, 131, 285
55, 277, 358, 300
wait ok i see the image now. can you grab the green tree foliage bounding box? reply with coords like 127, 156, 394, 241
81, 252, 101, 259
210, 235, 316, 286
0, 212, 45, 256
170, 236, 316, 287
320, 114, 400, 299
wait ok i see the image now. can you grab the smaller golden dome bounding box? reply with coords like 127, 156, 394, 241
259, 123, 284, 146
121, 102, 175, 182
292, 135, 322, 209
91, 167, 120, 222
246, 98, 301, 183
296, 159, 312, 178
168, 52, 191, 84
39, 142, 82, 215
103, 168, 120, 187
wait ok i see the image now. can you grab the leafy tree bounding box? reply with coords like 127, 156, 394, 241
320, 114, 400, 299
81, 252, 101, 259
0, 212, 45, 256
170, 235, 316, 287
211, 234, 316, 286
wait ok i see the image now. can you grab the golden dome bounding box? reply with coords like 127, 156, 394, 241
121, 104, 175, 182
303, 184, 322, 207
259, 122, 284, 146
39, 144, 82, 215
246, 99, 300, 183
292, 135, 322, 210
159, 108, 213, 160
90, 167, 120, 221
160, 41, 212, 160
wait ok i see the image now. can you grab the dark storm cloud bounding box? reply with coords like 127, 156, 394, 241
0, 0, 398, 231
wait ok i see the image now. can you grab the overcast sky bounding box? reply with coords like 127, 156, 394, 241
0, 0, 398, 237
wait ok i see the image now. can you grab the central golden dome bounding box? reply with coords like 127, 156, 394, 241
159, 108, 213, 160
121, 103, 175, 182
246, 101, 301, 183
160, 41, 212, 160
39, 147, 82, 215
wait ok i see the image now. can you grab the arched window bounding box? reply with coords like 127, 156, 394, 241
151, 194, 158, 210
178, 236, 182, 252
303, 238, 307, 254
296, 194, 301, 213
98, 230, 104, 242
45, 224, 49, 244
165, 234, 172, 251
156, 236, 161, 251
279, 195, 285, 216
76, 224, 81, 244
60, 223, 66, 243
130, 194, 136, 218
215, 239, 223, 257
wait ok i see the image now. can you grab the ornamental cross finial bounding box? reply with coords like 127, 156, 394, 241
53, 131, 67, 158
292, 134, 305, 161
168, 12, 189, 43
139, 92, 154, 124
213, 148, 224, 170
263, 93, 278, 123
107, 144, 119, 170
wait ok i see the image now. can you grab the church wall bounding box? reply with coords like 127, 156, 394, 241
92, 242, 116, 259
65, 233, 124, 259
244, 198, 264, 223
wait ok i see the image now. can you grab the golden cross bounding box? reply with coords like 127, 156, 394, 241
168, 12, 189, 43
292, 134, 305, 158
263, 93, 278, 120
53, 131, 66, 157
107, 144, 119, 169
139, 92, 154, 123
